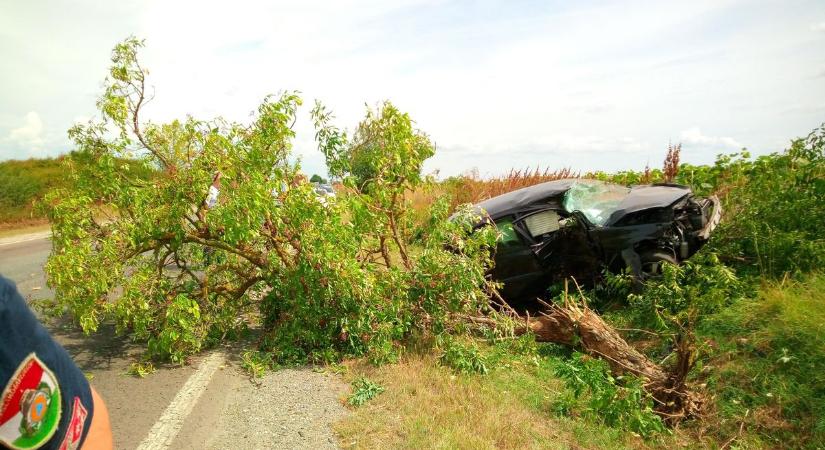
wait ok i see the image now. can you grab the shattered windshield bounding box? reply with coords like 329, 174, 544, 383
562, 180, 630, 226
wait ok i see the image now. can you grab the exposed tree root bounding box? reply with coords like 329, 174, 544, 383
485, 282, 704, 423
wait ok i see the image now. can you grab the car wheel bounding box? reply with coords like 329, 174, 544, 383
639, 250, 677, 280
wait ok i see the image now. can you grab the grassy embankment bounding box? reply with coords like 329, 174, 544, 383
0, 156, 153, 232
336, 274, 824, 449
337, 341, 665, 449
0, 157, 66, 229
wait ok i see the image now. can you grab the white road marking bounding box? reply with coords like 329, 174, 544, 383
136, 352, 226, 450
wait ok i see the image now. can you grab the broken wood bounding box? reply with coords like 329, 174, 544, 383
485, 281, 702, 423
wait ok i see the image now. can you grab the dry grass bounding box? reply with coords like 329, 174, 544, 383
407, 167, 579, 221
334, 351, 655, 449
413, 143, 683, 217
0, 219, 51, 238
0, 218, 49, 234
448, 167, 578, 208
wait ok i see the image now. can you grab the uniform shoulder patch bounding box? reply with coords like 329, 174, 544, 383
0, 353, 62, 450
58, 397, 87, 450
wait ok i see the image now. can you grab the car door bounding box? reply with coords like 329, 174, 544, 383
490, 216, 545, 300
525, 210, 602, 286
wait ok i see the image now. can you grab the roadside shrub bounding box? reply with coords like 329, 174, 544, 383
438, 339, 489, 375
554, 352, 667, 437
616, 253, 744, 393
627, 253, 742, 334
347, 377, 385, 406
241, 350, 276, 378
679, 126, 825, 278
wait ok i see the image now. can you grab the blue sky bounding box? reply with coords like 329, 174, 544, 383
1, 0, 824, 177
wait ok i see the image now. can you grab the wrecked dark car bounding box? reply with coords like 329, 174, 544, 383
470, 179, 721, 300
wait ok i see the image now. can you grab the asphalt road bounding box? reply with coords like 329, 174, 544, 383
0, 233, 53, 299
0, 234, 348, 449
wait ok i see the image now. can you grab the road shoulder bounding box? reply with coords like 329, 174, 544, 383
172, 365, 350, 450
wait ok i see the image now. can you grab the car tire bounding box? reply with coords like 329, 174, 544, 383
638, 249, 677, 280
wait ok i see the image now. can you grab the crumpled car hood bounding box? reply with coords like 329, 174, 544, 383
603, 185, 691, 226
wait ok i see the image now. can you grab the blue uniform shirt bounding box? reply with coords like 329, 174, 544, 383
0, 275, 94, 450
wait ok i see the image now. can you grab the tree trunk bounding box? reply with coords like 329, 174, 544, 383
522, 302, 702, 422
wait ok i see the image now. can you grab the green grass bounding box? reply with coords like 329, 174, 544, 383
0, 157, 66, 224
697, 273, 825, 448
335, 338, 685, 449
0, 155, 153, 227
335, 276, 825, 449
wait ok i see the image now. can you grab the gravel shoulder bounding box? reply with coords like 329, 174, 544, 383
172, 364, 351, 449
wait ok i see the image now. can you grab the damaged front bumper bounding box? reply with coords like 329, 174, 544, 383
697, 195, 722, 240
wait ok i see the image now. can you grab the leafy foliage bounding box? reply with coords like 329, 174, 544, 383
627, 253, 742, 334
554, 353, 667, 437
313, 100, 435, 269
241, 350, 276, 378
676, 127, 825, 279
44, 38, 497, 366
347, 377, 385, 406
438, 339, 489, 375
126, 361, 156, 378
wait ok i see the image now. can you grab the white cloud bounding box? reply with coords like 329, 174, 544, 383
2, 0, 824, 171
680, 127, 742, 150
811, 21, 825, 31
7, 111, 45, 150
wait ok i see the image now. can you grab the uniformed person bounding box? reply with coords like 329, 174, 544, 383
0, 275, 113, 449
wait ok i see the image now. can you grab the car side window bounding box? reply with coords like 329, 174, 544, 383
522, 210, 560, 238
495, 218, 523, 248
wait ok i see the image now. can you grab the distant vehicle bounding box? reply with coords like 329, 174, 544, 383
312, 182, 336, 204
468, 179, 721, 300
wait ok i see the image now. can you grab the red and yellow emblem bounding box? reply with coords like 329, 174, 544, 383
0, 354, 61, 450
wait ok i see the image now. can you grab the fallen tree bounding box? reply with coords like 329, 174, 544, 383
517, 256, 742, 424
44, 37, 499, 366
468, 282, 704, 424
526, 301, 702, 423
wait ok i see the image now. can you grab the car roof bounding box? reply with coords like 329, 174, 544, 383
475, 179, 691, 224
476, 179, 577, 220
